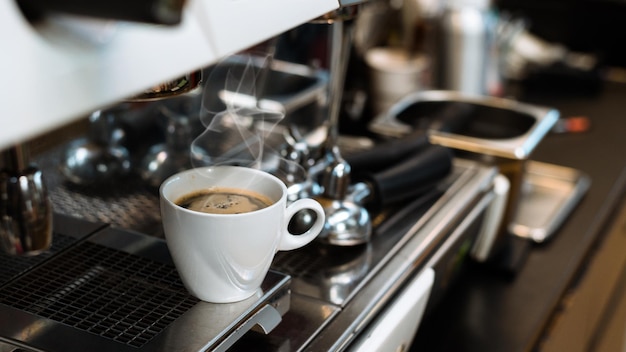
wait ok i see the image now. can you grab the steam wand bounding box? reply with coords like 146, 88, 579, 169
321, 15, 354, 201
313, 6, 373, 244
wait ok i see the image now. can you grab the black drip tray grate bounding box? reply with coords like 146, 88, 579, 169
0, 240, 198, 348
272, 246, 326, 282
0, 233, 77, 286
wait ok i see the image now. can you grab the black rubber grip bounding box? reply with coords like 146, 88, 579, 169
367, 144, 453, 209
343, 131, 430, 175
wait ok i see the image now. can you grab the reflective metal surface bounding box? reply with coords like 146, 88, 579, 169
369, 90, 559, 160
128, 71, 203, 102
61, 108, 131, 185
246, 159, 497, 351
316, 192, 372, 246
0, 226, 291, 352
0, 144, 53, 256
202, 54, 328, 136
510, 161, 591, 243
0, 156, 497, 352
369, 91, 560, 260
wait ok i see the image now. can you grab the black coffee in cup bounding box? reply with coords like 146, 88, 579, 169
176, 187, 273, 215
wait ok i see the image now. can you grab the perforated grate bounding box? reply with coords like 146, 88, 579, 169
0, 233, 77, 287
0, 241, 198, 348
272, 246, 326, 282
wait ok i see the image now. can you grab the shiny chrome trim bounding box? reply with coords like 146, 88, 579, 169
369, 90, 560, 160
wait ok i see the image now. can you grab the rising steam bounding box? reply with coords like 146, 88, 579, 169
190, 53, 307, 187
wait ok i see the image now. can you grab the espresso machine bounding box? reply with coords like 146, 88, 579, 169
0, 0, 530, 351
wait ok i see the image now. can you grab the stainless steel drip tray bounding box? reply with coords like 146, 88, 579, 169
0, 227, 291, 352
0, 214, 106, 289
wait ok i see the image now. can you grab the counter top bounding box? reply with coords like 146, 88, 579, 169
411, 81, 626, 351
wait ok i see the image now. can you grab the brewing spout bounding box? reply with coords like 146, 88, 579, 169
315, 7, 355, 201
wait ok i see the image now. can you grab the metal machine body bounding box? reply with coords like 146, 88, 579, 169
0, 158, 497, 352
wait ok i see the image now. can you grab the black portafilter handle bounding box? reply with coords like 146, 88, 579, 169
17, 0, 186, 25
344, 101, 473, 175
343, 130, 430, 175
362, 144, 453, 210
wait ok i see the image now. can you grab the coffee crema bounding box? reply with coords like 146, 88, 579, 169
175, 187, 273, 215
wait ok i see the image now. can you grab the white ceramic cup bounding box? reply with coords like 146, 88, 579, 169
160, 166, 325, 303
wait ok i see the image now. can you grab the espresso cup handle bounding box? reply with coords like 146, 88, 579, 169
279, 198, 325, 251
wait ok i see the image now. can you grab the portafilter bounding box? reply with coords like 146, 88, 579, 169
290, 132, 453, 246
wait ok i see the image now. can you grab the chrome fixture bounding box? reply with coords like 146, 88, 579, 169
0, 143, 53, 255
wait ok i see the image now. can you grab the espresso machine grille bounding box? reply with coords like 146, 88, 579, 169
0, 240, 198, 348
0, 224, 292, 352
0, 233, 77, 286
